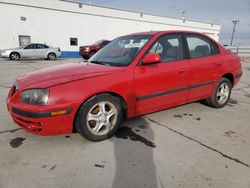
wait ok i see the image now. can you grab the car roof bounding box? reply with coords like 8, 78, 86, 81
126, 30, 209, 36
25, 43, 49, 46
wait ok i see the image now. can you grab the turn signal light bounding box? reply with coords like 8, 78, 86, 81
51, 110, 67, 116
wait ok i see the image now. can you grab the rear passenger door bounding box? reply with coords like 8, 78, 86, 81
185, 34, 221, 101
35, 44, 49, 58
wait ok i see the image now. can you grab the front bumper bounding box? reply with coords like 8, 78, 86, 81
6, 86, 75, 135
0, 51, 10, 58
9, 108, 73, 135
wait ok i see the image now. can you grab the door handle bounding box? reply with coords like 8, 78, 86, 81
216, 62, 222, 66
179, 69, 187, 74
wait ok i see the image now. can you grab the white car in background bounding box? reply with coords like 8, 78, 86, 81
0, 43, 61, 61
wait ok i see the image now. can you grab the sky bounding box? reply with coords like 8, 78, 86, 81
76, 0, 250, 46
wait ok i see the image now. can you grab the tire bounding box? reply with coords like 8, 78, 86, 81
9, 52, 20, 61
205, 78, 232, 108
47, 53, 56, 60
75, 93, 123, 141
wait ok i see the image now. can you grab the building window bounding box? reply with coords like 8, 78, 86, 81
70, 38, 78, 46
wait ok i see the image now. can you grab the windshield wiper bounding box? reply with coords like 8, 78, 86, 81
90, 61, 110, 66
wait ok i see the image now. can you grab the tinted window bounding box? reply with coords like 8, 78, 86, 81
186, 35, 219, 58
24, 44, 35, 49
36, 44, 49, 49
148, 35, 184, 62
70, 38, 78, 46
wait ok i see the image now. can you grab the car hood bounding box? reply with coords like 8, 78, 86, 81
16, 62, 124, 89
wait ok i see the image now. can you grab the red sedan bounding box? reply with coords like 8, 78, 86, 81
6, 31, 242, 141
79, 40, 110, 59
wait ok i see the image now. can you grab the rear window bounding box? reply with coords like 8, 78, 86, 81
186, 35, 220, 58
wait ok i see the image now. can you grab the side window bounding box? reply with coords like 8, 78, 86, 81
186, 35, 219, 58
148, 35, 183, 62
149, 42, 163, 54
24, 44, 34, 49
36, 44, 49, 49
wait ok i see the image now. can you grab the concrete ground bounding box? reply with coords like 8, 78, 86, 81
0, 58, 250, 188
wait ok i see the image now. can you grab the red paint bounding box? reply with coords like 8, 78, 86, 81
142, 53, 161, 65
6, 31, 242, 136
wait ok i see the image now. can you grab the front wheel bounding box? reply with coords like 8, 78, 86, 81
9, 52, 20, 61
75, 94, 123, 141
205, 78, 232, 108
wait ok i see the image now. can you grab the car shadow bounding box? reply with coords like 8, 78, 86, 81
110, 117, 158, 188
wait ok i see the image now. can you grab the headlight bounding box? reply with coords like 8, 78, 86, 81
20, 89, 49, 105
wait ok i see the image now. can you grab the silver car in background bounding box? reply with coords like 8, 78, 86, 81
0, 43, 61, 61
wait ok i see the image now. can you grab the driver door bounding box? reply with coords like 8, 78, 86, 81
21, 44, 36, 58
134, 34, 189, 115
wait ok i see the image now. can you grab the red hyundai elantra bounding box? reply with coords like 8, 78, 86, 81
6, 31, 242, 141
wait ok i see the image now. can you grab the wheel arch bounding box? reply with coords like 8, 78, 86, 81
221, 73, 234, 86
47, 52, 56, 57
72, 91, 128, 133
9, 51, 21, 58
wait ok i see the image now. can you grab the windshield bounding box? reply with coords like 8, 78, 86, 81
89, 35, 152, 67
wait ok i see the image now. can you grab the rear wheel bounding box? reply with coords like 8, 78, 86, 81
205, 78, 232, 108
9, 52, 20, 61
47, 53, 56, 60
75, 94, 123, 141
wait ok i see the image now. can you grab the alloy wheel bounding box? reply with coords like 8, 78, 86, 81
11, 53, 19, 61
216, 82, 230, 105
48, 53, 55, 60
86, 101, 118, 136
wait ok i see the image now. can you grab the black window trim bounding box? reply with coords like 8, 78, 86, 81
138, 33, 187, 66
24, 43, 35, 49
36, 44, 49, 49
183, 33, 220, 59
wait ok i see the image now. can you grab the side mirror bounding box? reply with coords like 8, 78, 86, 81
142, 53, 161, 65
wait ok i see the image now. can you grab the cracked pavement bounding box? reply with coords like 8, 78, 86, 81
0, 58, 250, 188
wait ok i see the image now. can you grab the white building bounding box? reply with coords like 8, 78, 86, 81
0, 0, 221, 58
